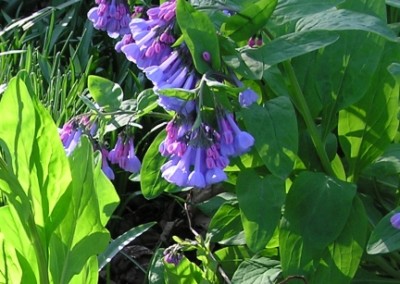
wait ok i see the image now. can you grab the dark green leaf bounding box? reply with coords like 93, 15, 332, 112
88, 75, 123, 111
214, 246, 253, 278
270, 0, 344, 25
98, 222, 156, 269
296, 8, 397, 41
140, 130, 178, 199
236, 30, 339, 80
231, 256, 281, 284
241, 96, 298, 178
312, 197, 367, 283
221, 0, 278, 42
338, 42, 400, 180
236, 170, 285, 252
283, 172, 356, 251
367, 209, 400, 254
176, 0, 220, 73
208, 201, 246, 245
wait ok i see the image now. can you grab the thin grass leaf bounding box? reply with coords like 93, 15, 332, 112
98, 222, 156, 270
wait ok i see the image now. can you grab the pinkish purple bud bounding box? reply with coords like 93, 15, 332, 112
248, 37, 256, 47
202, 51, 211, 62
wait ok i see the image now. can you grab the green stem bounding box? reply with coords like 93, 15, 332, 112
282, 60, 336, 177
27, 216, 49, 284
373, 255, 400, 279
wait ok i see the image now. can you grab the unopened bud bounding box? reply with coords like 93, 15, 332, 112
202, 51, 211, 62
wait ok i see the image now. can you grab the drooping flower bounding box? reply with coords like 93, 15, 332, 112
121, 0, 177, 69
163, 245, 183, 266
108, 134, 141, 173
391, 213, 400, 229
59, 116, 97, 156
238, 88, 258, 107
88, 0, 131, 38
101, 149, 115, 180
160, 117, 229, 188
217, 111, 255, 157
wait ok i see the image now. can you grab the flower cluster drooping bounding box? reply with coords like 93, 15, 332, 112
59, 115, 141, 180
59, 116, 97, 156
118, 0, 199, 112
88, 0, 131, 38
159, 109, 254, 188
86, 0, 257, 187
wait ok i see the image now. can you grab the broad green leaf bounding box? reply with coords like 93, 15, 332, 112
312, 197, 367, 284
141, 130, 177, 199
270, 0, 344, 25
296, 8, 397, 41
88, 75, 123, 111
0, 74, 73, 283
292, 31, 385, 127
367, 209, 400, 254
94, 153, 120, 226
338, 42, 400, 181
98, 222, 156, 270
280, 194, 366, 283
360, 144, 400, 196
49, 137, 111, 284
291, 0, 388, 131
231, 256, 281, 284
196, 192, 236, 217
236, 170, 285, 252
176, 0, 220, 73
241, 96, 298, 179
164, 257, 204, 284
214, 246, 253, 278
283, 172, 356, 251
224, 31, 338, 80
0, 207, 36, 283
208, 201, 246, 245
221, 0, 277, 42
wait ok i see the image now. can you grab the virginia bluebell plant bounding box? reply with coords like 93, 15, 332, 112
86, 0, 257, 188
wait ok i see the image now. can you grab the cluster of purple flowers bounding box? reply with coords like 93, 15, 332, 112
117, 0, 200, 113
59, 116, 97, 157
158, 109, 254, 188
86, 0, 257, 188
59, 116, 141, 180
88, 0, 131, 38
95, 134, 141, 180
163, 245, 183, 266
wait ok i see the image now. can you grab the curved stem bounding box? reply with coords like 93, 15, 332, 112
282, 60, 336, 178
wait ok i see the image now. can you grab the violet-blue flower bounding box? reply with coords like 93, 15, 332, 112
88, 0, 131, 38
391, 213, 400, 229
108, 134, 141, 173
217, 112, 254, 156
239, 88, 258, 107
160, 118, 229, 188
101, 149, 115, 180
